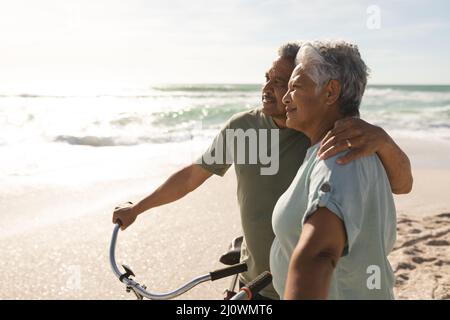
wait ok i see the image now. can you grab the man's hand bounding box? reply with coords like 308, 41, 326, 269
318, 117, 413, 194
318, 117, 388, 165
112, 202, 138, 231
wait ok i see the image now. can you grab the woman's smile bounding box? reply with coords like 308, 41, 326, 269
285, 105, 297, 117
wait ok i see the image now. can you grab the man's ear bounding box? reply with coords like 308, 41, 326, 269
325, 80, 341, 106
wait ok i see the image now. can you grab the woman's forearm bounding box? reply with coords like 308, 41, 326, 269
284, 207, 346, 300
284, 250, 336, 300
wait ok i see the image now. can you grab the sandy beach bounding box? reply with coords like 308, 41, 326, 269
1, 137, 450, 300
389, 138, 450, 300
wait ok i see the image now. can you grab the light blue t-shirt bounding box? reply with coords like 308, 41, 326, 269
270, 143, 397, 300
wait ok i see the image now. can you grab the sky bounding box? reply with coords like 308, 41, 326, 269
1, 0, 449, 88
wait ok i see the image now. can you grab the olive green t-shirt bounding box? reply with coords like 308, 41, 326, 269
196, 108, 310, 299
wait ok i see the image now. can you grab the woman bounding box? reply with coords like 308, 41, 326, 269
269, 40, 397, 299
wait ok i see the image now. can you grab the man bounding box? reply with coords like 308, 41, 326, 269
112, 42, 413, 300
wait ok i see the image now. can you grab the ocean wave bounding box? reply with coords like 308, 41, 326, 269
0, 93, 70, 99
368, 85, 450, 93
54, 135, 127, 147
152, 84, 260, 92
53, 132, 200, 147
0, 92, 258, 100
151, 103, 252, 127
110, 116, 143, 127
365, 86, 450, 104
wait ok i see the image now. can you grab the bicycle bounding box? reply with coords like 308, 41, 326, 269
109, 223, 271, 300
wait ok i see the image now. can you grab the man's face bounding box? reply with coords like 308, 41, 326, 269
282, 64, 328, 132
261, 56, 296, 119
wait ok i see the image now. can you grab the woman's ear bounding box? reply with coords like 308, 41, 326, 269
325, 80, 341, 106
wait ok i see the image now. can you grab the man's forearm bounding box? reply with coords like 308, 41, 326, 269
134, 164, 211, 216
377, 131, 413, 194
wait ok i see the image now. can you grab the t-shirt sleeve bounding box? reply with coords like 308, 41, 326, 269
302, 155, 368, 255
194, 119, 234, 177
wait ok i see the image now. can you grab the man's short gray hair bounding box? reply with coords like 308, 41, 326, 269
278, 41, 302, 60
296, 40, 369, 117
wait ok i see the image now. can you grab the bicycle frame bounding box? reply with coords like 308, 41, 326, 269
109, 223, 247, 300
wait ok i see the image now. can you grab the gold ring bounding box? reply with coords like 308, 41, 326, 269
346, 139, 352, 149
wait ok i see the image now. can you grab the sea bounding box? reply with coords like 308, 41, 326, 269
1, 83, 449, 235
1, 84, 450, 177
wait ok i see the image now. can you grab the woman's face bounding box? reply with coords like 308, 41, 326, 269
282, 64, 328, 133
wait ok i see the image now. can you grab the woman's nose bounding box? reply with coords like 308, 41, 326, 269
282, 91, 291, 105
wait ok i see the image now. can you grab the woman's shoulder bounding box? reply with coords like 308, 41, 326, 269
312, 150, 383, 182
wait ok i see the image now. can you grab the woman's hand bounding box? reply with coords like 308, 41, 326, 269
112, 202, 138, 231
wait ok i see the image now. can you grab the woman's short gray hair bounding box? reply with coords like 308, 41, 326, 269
296, 40, 369, 117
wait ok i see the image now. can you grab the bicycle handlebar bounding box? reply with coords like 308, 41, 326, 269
109, 223, 247, 300
210, 263, 248, 281
230, 271, 272, 300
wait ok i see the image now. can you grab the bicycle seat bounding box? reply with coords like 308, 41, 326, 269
219, 236, 243, 265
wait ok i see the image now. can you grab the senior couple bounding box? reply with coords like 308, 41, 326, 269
112, 40, 413, 300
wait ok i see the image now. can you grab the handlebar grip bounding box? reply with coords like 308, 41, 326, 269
246, 271, 272, 297
210, 262, 247, 281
